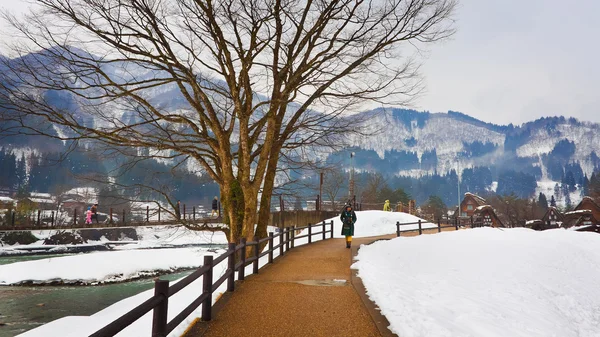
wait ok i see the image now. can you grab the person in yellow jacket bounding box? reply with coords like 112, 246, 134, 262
383, 200, 391, 212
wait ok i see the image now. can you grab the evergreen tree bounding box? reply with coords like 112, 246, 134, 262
550, 195, 557, 207
564, 171, 576, 192
583, 174, 590, 196
537, 192, 548, 211
15, 154, 27, 189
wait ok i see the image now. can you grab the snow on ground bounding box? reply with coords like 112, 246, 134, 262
352, 227, 600, 337
327, 210, 432, 238
0, 247, 224, 285
0, 225, 228, 252
119, 225, 228, 249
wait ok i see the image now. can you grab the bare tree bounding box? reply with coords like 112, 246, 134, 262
0, 0, 456, 244
322, 168, 347, 211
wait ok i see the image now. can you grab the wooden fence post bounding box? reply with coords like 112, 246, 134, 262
418, 219, 422, 235
227, 243, 235, 292
308, 223, 312, 244
290, 226, 295, 249
122, 209, 126, 225
322, 221, 326, 241
37, 210, 41, 226
438, 218, 441, 233
268, 233, 274, 264
202, 255, 213, 321
147, 206, 150, 223
183, 204, 186, 220
158, 207, 160, 222
252, 236, 259, 274
396, 221, 400, 237
193, 206, 196, 221
51, 211, 54, 227
285, 227, 290, 251
455, 217, 458, 230
331, 220, 334, 239
279, 229, 284, 256
73, 209, 77, 226
239, 238, 246, 281
151, 279, 169, 337
470, 216, 474, 228
11, 210, 15, 226
110, 208, 113, 224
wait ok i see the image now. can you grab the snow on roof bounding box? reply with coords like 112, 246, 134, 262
464, 192, 486, 205
28, 198, 55, 204
0, 196, 15, 202
475, 205, 493, 212
30, 192, 52, 199
565, 210, 592, 215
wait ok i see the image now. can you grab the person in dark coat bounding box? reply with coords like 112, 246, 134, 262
340, 204, 357, 248
90, 204, 98, 223
211, 196, 219, 217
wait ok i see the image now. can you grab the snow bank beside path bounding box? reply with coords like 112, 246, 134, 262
0, 248, 223, 285
324, 210, 431, 238
353, 227, 600, 337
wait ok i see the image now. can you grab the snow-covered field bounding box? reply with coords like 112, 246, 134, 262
353, 227, 600, 337
0, 247, 224, 285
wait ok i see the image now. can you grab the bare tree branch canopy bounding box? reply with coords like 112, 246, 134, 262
0, 0, 456, 243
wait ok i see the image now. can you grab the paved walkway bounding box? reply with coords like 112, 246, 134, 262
187, 238, 382, 337
185, 226, 460, 337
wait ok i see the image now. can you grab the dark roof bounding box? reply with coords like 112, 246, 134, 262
563, 209, 599, 228
574, 196, 600, 212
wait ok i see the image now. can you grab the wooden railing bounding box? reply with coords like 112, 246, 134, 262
395, 217, 487, 237
89, 220, 335, 337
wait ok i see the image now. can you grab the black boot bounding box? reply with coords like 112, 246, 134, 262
346, 241, 350, 248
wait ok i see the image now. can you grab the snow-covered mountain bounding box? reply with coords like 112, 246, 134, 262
2, 49, 599, 205
344, 109, 600, 180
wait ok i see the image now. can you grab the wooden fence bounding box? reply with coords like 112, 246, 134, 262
395, 217, 488, 237
89, 220, 335, 337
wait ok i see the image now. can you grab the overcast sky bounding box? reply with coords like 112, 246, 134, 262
1, 0, 599, 125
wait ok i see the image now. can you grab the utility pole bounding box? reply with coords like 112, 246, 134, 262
319, 172, 323, 212
457, 159, 461, 217
349, 152, 355, 200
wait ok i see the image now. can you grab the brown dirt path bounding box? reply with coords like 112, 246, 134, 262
186, 227, 462, 337
188, 238, 381, 337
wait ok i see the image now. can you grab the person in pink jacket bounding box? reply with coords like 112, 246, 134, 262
85, 206, 92, 224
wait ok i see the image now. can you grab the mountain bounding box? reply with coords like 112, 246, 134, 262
2, 50, 599, 207
343, 109, 600, 180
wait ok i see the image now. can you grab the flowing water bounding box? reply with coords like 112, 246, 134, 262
0, 250, 205, 337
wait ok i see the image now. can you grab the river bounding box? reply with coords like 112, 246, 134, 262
0, 249, 216, 337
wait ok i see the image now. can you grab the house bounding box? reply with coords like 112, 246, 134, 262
536, 206, 564, 229
456, 193, 487, 218
61, 199, 87, 215
473, 205, 504, 228
563, 209, 599, 228
0, 196, 15, 209
26, 192, 56, 211
573, 197, 600, 221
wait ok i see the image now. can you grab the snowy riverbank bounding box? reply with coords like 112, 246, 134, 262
0, 247, 225, 285
352, 227, 600, 337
